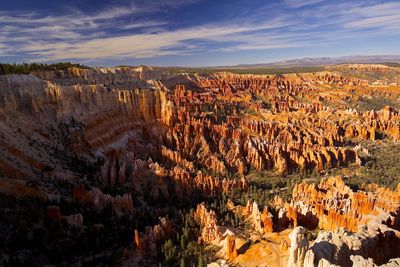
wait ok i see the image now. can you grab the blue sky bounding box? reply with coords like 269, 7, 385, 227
0, 0, 399, 66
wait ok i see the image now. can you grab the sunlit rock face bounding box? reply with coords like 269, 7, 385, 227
288, 226, 309, 267
277, 176, 400, 267
1, 64, 400, 266
289, 176, 400, 233
217, 177, 400, 267
194, 203, 223, 243
3, 66, 400, 183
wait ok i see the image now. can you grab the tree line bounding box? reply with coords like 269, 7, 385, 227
0, 62, 90, 75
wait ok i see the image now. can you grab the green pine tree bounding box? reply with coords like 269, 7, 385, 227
162, 239, 177, 263
197, 254, 203, 267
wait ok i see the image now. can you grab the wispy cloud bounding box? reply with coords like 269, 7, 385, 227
0, 3, 298, 61
20, 21, 298, 60
1, 0, 400, 64
342, 2, 400, 30
283, 0, 325, 8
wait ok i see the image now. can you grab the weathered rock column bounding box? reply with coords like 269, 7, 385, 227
288, 226, 309, 267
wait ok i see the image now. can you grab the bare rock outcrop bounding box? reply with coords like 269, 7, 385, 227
288, 226, 309, 267
73, 186, 133, 215
223, 234, 238, 260
194, 203, 223, 243
133, 217, 172, 257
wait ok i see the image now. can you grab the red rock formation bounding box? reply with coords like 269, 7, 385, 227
64, 213, 84, 227
47, 206, 61, 223
73, 185, 90, 202
161, 146, 195, 172
73, 186, 133, 214
224, 235, 238, 260
286, 176, 400, 233
228, 200, 275, 235
133, 217, 172, 256
2, 65, 400, 266
261, 207, 274, 233
194, 203, 223, 243
2, 66, 400, 183
133, 229, 142, 250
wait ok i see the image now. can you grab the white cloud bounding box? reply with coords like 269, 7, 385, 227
20, 22, 297, 60
342, 2, 400, 30
0, 4, 299, 61
2, 0, 400, 63
283, 0, 325, 8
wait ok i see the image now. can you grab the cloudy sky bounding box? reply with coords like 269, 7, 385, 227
0, 0, 399, 66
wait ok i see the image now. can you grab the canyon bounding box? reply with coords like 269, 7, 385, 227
0, 64, 400, 266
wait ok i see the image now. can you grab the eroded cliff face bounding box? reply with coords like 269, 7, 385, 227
163, 72, 400, 181
1, 65, 400, 266
282, 177, 400, 267
2, 67, 400, 184
289, 177, 400, 232
0, 68, 173, 181
199, 176, 400, 267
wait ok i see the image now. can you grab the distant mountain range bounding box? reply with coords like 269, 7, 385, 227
216, 55, 400, 69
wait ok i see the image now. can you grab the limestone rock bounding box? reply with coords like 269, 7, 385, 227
194, 203, 223, 243
288, 226, 309, 267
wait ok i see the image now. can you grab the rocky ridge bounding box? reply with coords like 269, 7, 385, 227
1, 65, 400, 266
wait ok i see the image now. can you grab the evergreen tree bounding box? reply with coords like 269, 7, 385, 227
162, 239, 177, 263
0, 62, 90, 75
197, 254, 203, 267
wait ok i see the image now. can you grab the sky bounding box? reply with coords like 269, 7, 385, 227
0, 0, 400, 67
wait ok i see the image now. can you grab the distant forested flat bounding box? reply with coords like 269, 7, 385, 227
0, 63, 90, 75
157, 66, 325, 74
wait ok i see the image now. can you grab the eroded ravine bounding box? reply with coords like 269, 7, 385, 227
1, 64, 400, 266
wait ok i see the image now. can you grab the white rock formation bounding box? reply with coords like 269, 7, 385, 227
288, 226, 309, 267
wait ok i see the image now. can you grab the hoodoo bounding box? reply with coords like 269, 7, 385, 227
1, 64, 400, 266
